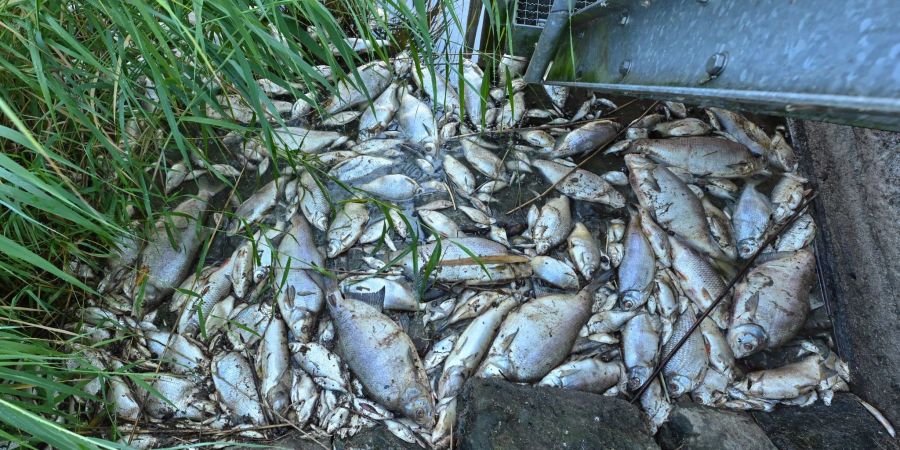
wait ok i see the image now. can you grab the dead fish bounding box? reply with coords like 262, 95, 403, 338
730, 352, 848, 400
701, 177, 740, 201
586, 309, 640, 335
498, 54, 528, 84
325, 60, 393, 114
412, 65, 460, 116
462, 138, 505, 180
630, 137, 765, 178
321, 110, 362, 127
351, 138, 406, 155
701, 197, 738, 260
532, 196, 573, 254
212, 352, 267, 424
144, 374, 216, 421
329, 155, 395, 184
462, 60, 489, 129
669, 235, 730, 328
652, 118, 712, 137
331, 37, 389, 55
638, 208, 672, 267
567, 222, 604, 279
544, 84, 568, 110
768, 130, 799, 172
273, 127, 349, 153
775, 212, 816, 252
327, 202, 369, 257
549, 120, 619, 159
276, 214, 325, 341
539, 358, 625, 394
355, 174, 420, 202
728, 250, 815, 358
700, 317, 739, 379
639, 378, 672, 434
145, 331, 206, 374
134, 179, 222, 309
256, 317, 291, 415
626, 155, 727, 260
438, 297, 518, 399
424, 334, 459, 373
227, 176, 288, 235
341, 276, 418, 311
733, 181, 772, 258
397, 237, 531, 285
532, 159, 626, 207
419, 209, 464, 238
519, 130, 555, 149
298, 171, 330, 232
206, 95, 290, 124
662, 309, 709, 397
226, 302, 273, 350
770, 173, 807, 222
619, 209, 656, 310
478, 274, 612, 382
290, 93, 315, 120
531, 256, 580, 290
397, 86, 440, 151
707, 108, 772, 157
176, 258, 233, 335
665, 101, 687, 119
443, 155, 476, 195
622, 312, 660, 391
327, 292, 435, 426
290, 369, 318, 425
498, 91, 526, 129
290, 342, 349, 393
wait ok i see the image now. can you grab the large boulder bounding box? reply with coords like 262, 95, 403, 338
657, 402, 776, 450
456, 378, 659, 450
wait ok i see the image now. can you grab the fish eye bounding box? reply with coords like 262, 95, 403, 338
743, 342, 754, 351
416, 408, 426, 418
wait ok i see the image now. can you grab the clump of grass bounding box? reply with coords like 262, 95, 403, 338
0, 0, 514, 446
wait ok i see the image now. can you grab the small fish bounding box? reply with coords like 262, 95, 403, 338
567, 222, 604, 278
707, 108, 772, 157
652, 118, 712, 137
212, 352, 267, 424
419, 209, 464, 238
498, 54, 528, 84
355, 174, 420, 202
439, 298, 518, 399
770, 173, 807, 222
144, 374, 216, 421
273, 127, 349, 153
701, 197, 738, 260
498, 91, 526, 129
530, 256, 580, 290
539, 358, 625, 394
622, 312, 660, 391
341, 276, 418, 311
768, 130, 799, 172
544, 84, 568, 110
321, 110, 362, 127
775, 212, 816, 252
532, 196, 573, 254
298, 171, 330, 232
733, 181, 772, 258
290, 342, 349, 393
662, 309, 709, 397
424, 334, 458, 373
325, 60, 392, 114
462, 60, 489, 130
256, 317, 291, 415
443, 155, 476, 195
549, 120, 619, 159
176, 259, 233, 335
145, 331, 206, 374
638, 208, 672, 267
618, 209, 656, 310
227, 176, 288, 235
519, 130, 555, 149
327, 202, 369, 257
329, 155, 395, 183
532, 159, 626, 207
412, 65, 460, 116
397, 86, 440, 152
669, 235, 730, 328
462, 138, 505, 180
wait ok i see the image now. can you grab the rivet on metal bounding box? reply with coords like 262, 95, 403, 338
706, 52, 728, 77
619, 59, 632, 77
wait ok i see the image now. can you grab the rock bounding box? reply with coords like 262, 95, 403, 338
752, 393, 898, 450
788, 120, 900, 427
334, 425, 420, 450
657, 402, 776, 450
456, 378, 659, 450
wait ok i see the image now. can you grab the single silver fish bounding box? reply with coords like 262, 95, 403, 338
530, 256, 580, 290
326, 202, 369, 257
212, 352, 267, 424
652, 118, 712, 137
707, 108, 772, 156
462, 60, 489, 129
325, 60, 393, 114
662, 309, 709, 398
478, 274, 611, 382
630, 137, 765, 178
669, 235, 730, 328
397, 86, 440, 152
256, 317, 291, 415
539, 358, 625, 394
618, 209, 656, 310
728, 250, 815, 358
532, 159, 626, 207
622, 312, 660, 391
328, 292, 435, 426
549, 120, 619, 159
567, 222, 604, 279
532, 196, 573, 254
733, 181, 772, 259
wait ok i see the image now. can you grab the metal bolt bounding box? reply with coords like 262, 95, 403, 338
619, 59, 632, 77
706, 52, 728, 77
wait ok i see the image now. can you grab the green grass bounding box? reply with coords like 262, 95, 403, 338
0, 0, 516, 447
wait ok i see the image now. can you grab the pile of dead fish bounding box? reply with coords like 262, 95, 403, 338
73, 48, 849, 448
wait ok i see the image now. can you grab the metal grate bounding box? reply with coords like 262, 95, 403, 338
514, 0, 594, 27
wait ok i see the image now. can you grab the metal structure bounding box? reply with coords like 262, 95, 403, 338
524, 0, 900, 131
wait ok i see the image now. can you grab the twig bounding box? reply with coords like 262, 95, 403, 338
506, 101, 659, 215
629, 192, 819, 403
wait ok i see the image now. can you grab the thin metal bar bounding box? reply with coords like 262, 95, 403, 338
523, 0, 571, 83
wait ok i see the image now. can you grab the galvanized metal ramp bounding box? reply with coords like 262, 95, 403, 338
523, 0, 900, 131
